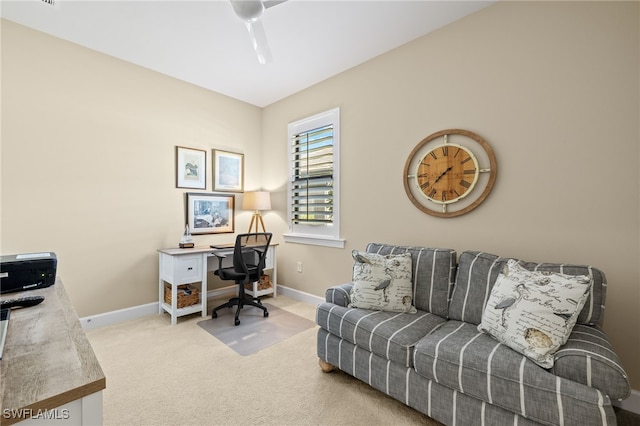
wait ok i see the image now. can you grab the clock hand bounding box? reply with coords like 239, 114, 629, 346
433, 166, 453, 184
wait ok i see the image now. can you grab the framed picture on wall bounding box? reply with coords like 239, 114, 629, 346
186, 193, 234, 235
213, 149, 244, 192
176, 146, 206, 189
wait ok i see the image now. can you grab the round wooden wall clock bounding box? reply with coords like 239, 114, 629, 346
403, 129, 497, 218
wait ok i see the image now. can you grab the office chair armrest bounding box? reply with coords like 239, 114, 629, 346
211, 251, 227, 270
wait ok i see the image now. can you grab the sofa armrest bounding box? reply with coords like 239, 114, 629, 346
325, 283, 353, 307
552, 324, 630, 401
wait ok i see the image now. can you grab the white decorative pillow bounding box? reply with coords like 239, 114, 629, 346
349, 250, 417, 313
478, 259, 592, 368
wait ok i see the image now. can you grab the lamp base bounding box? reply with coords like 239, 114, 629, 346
247, 211, 266, 234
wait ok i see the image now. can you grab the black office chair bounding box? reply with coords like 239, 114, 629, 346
210, 232, 272, 326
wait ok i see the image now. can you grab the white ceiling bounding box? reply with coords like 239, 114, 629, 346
1, 0, 494, 107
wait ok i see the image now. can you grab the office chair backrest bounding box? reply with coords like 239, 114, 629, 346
232, 233, 272, 280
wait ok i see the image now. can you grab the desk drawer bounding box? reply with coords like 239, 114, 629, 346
161, 253, 202, 284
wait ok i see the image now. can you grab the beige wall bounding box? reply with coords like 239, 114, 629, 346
263, 1, 640, 388
1, 20, 263, 314
1, 1, 638, 390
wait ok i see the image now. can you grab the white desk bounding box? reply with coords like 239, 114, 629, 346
157, 245, 277, 325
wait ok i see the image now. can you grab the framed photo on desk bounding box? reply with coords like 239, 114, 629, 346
186, 193, 234, 234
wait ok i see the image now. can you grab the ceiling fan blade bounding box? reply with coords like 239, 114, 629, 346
230, 0, 283, 64
245, 20, 272, 64
263, 0, 287, 9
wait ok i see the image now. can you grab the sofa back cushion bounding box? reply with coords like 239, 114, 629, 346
449, 251, 606, 326
365, 243, 456, 318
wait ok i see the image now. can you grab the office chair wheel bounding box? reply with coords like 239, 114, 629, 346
212, 312, 218, 319
235, 319, 240, 326
264, 311, 269, 318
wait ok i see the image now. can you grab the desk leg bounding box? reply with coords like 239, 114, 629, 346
272, 246, 278, 297
201, 253, 208, 318
171, 283, 178, 326
158, 279, 163, 315
158, 254, 164, 315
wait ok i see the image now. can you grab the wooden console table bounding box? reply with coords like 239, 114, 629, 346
0, 279, 105, 425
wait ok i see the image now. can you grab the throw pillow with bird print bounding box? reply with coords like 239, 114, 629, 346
349, 250, 417, 313
478, 259, 592, 368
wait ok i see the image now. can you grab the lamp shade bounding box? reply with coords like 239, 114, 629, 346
242, 191, 271, 211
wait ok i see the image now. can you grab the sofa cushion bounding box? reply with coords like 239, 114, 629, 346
365, 243, 456, 318
349, 250, 416, 313
449, 251, 606, 326
413, 320, 617, 426
318, 327, 618, 426
478, 259, 592, 368
553, 324, 630, 400
316, 302, 445, 367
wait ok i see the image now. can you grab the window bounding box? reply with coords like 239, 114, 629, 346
283, 108, 344, 248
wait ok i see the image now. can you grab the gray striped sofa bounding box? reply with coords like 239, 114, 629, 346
316, 243, 630, 426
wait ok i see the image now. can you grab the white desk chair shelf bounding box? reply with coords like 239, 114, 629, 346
158, 245, 277, 325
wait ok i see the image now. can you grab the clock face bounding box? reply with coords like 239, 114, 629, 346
403, 129, 497, 218
416, 144, 479, 204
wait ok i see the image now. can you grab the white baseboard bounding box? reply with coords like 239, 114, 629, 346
206, 285, 237, 300
80, 302, 158, 331
80, 285, 237, 331
275, 284, 324, 306
80, 285, 319, 330
614, 388, 640, 414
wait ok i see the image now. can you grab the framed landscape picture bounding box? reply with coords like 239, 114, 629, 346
176, 146, 206, 189
186, 193, 234, 235
213, 149, 244, 192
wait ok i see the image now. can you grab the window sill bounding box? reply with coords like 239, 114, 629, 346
283, 233, 345, 249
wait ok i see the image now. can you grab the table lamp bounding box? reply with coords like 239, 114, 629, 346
242, 191, 271, 233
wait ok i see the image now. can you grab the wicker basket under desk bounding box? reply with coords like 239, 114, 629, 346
164, 284, 200, 308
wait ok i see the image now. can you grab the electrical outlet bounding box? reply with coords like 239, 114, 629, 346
297, 261, 303, 273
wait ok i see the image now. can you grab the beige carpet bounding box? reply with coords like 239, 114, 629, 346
87, 295, 441, 426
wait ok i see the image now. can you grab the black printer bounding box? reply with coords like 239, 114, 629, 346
0, 252, 57, 294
